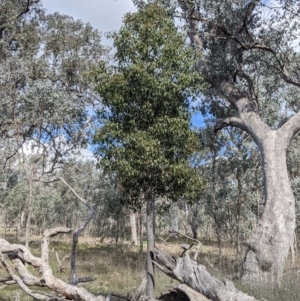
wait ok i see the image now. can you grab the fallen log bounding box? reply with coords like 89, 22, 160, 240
151, 247, 259, 301
0, 227, 106, 301
158, 284, 212, 301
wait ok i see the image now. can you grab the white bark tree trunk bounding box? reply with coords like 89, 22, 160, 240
130, 210, 138, 246
242, 131, 295, 283
178, 0, 300, 285
146, 196, 155, 298
25, 180, 33, 248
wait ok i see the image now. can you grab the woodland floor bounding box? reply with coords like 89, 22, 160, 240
0, 233, 300, 301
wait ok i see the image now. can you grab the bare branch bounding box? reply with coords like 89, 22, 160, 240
16, 0, 31, 19
52, 250, 70, 273
169, 231, 202, 261
0, 228, 106, 301
278, 111, 300, 143
41, 227, 72, 263
214, 117, 248, 132
59, 176, 91, 209
0, 276, 15, 285
59, 177, 96, 285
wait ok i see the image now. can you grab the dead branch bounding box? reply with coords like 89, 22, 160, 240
59, 176, 96, 285
0, 276, 15, 285
0, 227, 106, 301
0, 251, 62, 300
158, 237, 171, 247
111, 292, 131, 300
205, 257, 214, 269
131, 277, 147, 301
52, 249, 70, 273
169, 231, 202, 260
151, 247, 259, 301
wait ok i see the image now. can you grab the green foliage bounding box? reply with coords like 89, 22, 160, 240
0, 1, 106, 167
196, 124, 263, 242
91, 3, 205, 207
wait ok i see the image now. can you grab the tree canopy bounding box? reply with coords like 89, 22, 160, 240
0, 0, 105, 169
92, 3, 205, 208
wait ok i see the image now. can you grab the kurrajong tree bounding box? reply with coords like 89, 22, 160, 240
135, 0, 300, 285
91, 4, 205, 297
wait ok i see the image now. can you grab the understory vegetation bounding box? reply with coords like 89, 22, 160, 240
1, 232, 300, 301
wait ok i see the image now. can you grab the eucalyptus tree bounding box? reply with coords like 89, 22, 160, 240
133, 0, 300, 284
91, 3, 205, 297
0, 0, 105, 170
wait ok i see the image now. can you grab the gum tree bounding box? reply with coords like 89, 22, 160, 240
91, 4, 205, 297
139, 0, 300, 284
0, 0, 105, 169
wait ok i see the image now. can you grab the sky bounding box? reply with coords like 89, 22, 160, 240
42, 0, 136, 45
41, 0, 205, 128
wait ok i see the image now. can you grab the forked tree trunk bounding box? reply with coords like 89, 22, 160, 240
212, 106, 299, 285
146, 196, 155, 298
242, 132, 295, 284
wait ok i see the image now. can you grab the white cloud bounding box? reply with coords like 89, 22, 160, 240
42, 0, 136, 45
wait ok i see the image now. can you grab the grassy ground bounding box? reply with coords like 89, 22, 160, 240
0, 235, 180, 301
1, 234, 300, 300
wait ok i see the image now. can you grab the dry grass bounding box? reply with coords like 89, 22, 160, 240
1, 234, 300, 301
0, 235, 179, 300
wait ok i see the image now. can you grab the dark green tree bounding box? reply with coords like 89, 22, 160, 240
91, 3, 205, 297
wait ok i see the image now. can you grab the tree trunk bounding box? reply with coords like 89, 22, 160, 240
190, 205, 199, 240
71, 232, 79, 285
139, 209, 144, 254
235, 170, 242, 258
146, 196, 155, 298
170, 203, 179, 238
25, 180, 33, 248
130, 211, 138, 246
16, 211, 24, 241
242, 132, 296, 284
